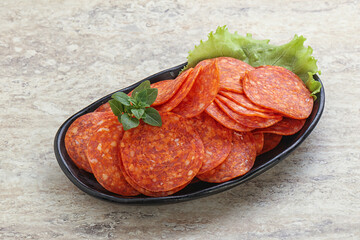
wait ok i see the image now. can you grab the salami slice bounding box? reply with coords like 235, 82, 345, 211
260, 133, 283, 154
65, 112, 115, 172
156, 68, 200, 112
217, 57, 254, 93
120, 112, 201, 192
197, 132, 257, 183
172, 59, 220, 118
95, 102, 112, 112
243, 66, 314, 119
86, 118, 139, 196
205, 102, 254, 132
214, 98, 282, 128
218, 91, 271, 113
187, 112, 232, 175
216, 95, 281, 119
252, 132, 264, 155
254, 117, 306, 135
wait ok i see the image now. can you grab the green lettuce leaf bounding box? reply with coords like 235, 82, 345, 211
183, 26, 321, 99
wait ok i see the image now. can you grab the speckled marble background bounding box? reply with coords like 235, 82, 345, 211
1, 0, 359, 239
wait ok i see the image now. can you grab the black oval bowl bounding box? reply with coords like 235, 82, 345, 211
54, 63, 325, 205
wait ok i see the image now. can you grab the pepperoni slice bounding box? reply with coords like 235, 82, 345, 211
187, 112, 232, 175
65, 112, 115, 172
243, 66, 314, 119
252, 132, 264, 156
214, 98, 282, 128
260, 133, 283, 154
95, 102, 111, 112
218, 91, 271, 113
120, 112, 201, 192
156, 68, 200, 112
172, 59, 220, 118
205, 102, 254, 132
197, 132, 257, 183
217, 57, 254, 93
216, 95, 281, 119
86, 117, 139, 196
254, 117, 306, 135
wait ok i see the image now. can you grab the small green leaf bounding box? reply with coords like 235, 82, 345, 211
143, 108, 162, 126
146, 88, 158, 105
108, 99, 123, 116
131, 108, 145, 120
132, 80, 151, 97
135, 89, 148, 104
121, 114, 140, 130
112, 92, 131, 106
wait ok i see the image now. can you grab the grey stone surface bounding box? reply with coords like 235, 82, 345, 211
0, 0, 359, 239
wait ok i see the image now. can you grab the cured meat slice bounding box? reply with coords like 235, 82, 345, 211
187, 112, 232, 175
120, 112, 201, 192
65, 112, 115, 172
254, 117, 306, 135
172, 59, 220, 118
243, 65, 314, 119
217, 57, 254, 93
197, 132, 257, 183
86, 118, 139, 196
156, 68, 200, 112
214, 98, 282, 128
260, 133, 283, 154
218, 91, 271, 113
205, 102, 254, 132
216, 95, 281, 119
252, 132, 264, 156
95, 102, 111, 112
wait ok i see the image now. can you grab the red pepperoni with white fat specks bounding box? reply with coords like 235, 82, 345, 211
205, 101, 254, 132
120, 112, 202, 192
254, 117, 306, 136
86, 117, 139, 196
243, 65, 314, 119
187, 112, 232, 175
218, 91, 271, 113
172, 59, 220, 118
156, 68, 199, 112
65, 112, 116, 172
217, 57, 255, 93
214, 98, 282, 128
151, 76, 189, 106
197, 132, 257, 183
260, 133, 283, 154
94, 102, 112, 112
216, 94, 281, 119
252, 132, 264, 156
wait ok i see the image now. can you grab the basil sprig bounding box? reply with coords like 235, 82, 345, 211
109, 80, 162, 130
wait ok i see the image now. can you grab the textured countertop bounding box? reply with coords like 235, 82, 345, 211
1, 0, 359, 239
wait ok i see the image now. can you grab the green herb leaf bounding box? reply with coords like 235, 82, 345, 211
121, 114, 140, 130
132, 80, 151, 97
135, 89, 148, 104
108, 99, 123, 116
145, 88, 158, 105
131, 108, 145, 120
112, 92, 131, 106
143, 108, 162, 126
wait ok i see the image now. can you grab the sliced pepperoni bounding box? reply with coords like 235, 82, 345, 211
95, 102, 111, 112
205, 102, 254, 132
216, 95, 281, 119
214, 98, 282, 128
260, 133, 283, 154
243, 65, 314, 119
172, 59, 220, 118
197, 132, 257, 183
217, 57, 254, 93
254, 118, 306, 135
86, 118, 139, 196
218, 91, 271, 113
156, 68, 200, 112
252, 132, 264, 156
187, 112, 232, 175
65, 112, 115, 172
120, 112, 201, 192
